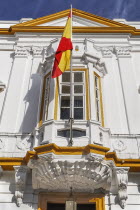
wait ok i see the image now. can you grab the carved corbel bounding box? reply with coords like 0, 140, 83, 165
14, 166, 28, 207
114, 167, 130, 209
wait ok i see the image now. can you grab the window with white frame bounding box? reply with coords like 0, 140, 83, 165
60, 71, 85, 120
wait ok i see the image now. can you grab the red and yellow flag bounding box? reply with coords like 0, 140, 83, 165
52, 12, 73, 78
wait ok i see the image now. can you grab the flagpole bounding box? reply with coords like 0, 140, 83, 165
69, 5, 73, 146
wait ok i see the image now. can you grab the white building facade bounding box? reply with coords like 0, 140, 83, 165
0, 8, 140, 210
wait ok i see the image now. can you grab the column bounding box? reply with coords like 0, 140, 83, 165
0, 46, 30, 132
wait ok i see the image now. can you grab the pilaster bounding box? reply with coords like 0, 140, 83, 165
115, 46, 140, 133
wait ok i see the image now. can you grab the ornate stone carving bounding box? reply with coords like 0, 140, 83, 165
28, 154, 113, 193
0, 139, 5, 150
113, 140, 127, 152
16, 138, 32, 151
114, 167, 129, 209
101, 47, 113, 57
14, 166, 28, 207
31, 46, 46, 57
14, 46, 31, 57
82, 52, 107, 75
115, 47, 132, 57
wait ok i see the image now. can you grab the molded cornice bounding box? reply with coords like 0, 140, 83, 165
1, 144, 140, 171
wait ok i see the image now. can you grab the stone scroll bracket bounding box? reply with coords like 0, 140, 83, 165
14, 166, 29, 207
114, 167, 130, 209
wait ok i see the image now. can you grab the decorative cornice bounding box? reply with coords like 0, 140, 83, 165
14, 166, 28, 207
33, 143, 110, 156
2, 26, 140, 36
114, 167, 129, 209
1, 144, 140, 172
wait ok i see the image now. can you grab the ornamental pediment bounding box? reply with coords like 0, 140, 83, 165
11, 8, 130, 29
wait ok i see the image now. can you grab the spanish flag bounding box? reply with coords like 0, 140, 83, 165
52, 12, 73, 78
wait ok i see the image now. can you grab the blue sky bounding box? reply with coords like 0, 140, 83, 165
0, 0, 140, 21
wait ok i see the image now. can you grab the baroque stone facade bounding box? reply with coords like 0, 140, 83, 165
0, 8, 140, 210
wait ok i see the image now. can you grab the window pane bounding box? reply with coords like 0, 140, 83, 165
62, 85, 70, 93
62, 72, 70, 82
74, 85, 83, 93
61, 108, 70, 119
74, 72, 83, 82
74, 108, 83, 119
61, 96, 70, 107
57, 129, 86, 138
74, 96, 83, 107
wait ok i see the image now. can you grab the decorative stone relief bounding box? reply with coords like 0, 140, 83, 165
14, 46, 31, 57
115, 46, 132, 57
16, 137, 32, 151
14, 166, 28, 207
0, 139, 5, 150
114, 167, 129, 209
113, 140, 127, 152
82, 52, 107, 76
32, 46, 46, 57
101, 47, 113, 58
28, 154, 114, 193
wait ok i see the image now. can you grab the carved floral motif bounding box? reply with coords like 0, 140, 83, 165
16, 138, 32, 151
113, 140, 127, 152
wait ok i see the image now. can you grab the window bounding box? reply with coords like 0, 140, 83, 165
94, 73, 104, 126
60, 71, 85, 120
39, 73, 50, 126
57, 129, 86, 138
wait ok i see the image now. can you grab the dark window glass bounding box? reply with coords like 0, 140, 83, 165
62, 85, 70, 93
74, 85, 83, 93
62, 72, 70, 82
77, 204, 96, 210
61, 108, 70, 119
74, 96, 83, 107
74, 72, 83, 82
47, 203, 65, 210
74, 108, 83, 119
61, 96, 70, 107
57, 129, 86, 138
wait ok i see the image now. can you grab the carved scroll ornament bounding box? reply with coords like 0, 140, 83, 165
28, 154, 114, 193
